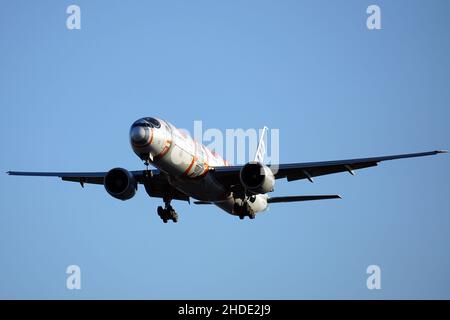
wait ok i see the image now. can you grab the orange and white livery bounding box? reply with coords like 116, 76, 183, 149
8, 116, 446, 223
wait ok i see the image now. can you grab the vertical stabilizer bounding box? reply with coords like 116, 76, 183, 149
254, 126, 268, 163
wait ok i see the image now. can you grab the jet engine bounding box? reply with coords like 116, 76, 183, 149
104, 168, 137, 200
239, 162, 275, 195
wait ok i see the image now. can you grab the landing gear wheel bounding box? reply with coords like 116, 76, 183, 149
169, 209, 178, 223
243, 202, 255, 220
157, 206, 164, 217
239, 215, 244, 220
157, 199, 179, 223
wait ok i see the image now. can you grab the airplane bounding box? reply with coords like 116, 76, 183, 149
7, 117, 447, 223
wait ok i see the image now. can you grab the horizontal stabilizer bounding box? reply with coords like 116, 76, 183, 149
268, 195, 341, 203
194, 201, 213, 205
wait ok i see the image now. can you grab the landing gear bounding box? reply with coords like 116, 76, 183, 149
157, 199, 179, 223
143, 160, 154, 179
234, 201, 255, 220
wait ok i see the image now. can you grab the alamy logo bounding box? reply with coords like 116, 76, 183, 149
366, 265, 381, 290
366, 5, 381, 30
177, 121, 280, 170
66, 5, 81, 30
66, 265, 81, 290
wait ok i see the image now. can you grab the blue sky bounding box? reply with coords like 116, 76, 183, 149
0, 0, 449, 299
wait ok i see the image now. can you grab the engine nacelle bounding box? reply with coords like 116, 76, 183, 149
104, 168, 137, 201
239, 162, 275, 195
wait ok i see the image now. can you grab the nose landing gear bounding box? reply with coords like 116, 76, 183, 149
157, 199, 179, 223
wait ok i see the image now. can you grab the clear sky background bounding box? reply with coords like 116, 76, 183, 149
1, 0, 449, 299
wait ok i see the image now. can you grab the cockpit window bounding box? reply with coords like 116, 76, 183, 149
145, 117, 161, 128
131, 118, 161, 129
132, 121, 151, 128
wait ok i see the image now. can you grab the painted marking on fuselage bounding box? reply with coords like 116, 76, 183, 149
183, 156, 196, 177
154, 139, 172, 159
149, 127, 154, 145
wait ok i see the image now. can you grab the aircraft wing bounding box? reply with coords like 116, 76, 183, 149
7, 171, 109, 185
6, 170, 155, 185
211, 150, 447, 187
7, 169, 190, 201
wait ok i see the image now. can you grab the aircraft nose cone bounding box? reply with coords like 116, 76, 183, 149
130, 126, 149, 145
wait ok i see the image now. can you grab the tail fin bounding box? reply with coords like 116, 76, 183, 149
254, 126, 268, 163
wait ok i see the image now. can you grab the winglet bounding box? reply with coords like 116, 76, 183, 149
436, 150, 448, 154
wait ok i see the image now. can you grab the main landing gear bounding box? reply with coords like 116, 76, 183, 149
157, 199, 178, 223
234, 201, 256, 220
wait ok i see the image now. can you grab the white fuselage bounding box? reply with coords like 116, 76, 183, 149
130, 118, 269, 216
